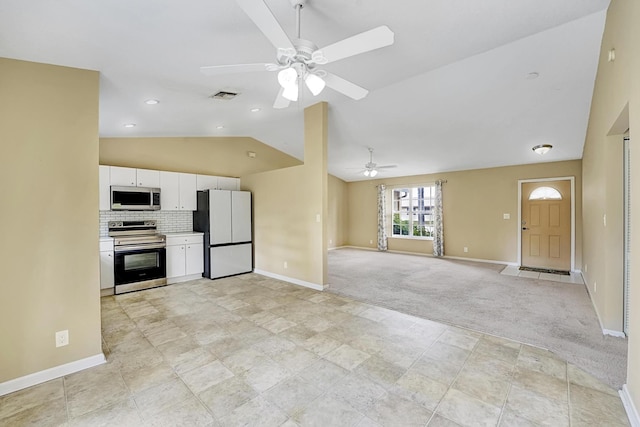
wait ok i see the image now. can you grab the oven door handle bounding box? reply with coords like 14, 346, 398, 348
114, 243, 166, 252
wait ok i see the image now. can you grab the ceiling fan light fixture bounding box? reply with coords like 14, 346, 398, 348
364, 170, 370, 177
282, 84, 299, 101
277, 67, 298, 89
532, 144, 553, 155
304, 73, 326, 96
370, 169, 378, 177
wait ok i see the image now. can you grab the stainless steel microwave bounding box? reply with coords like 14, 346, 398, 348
111, 186, 161, 211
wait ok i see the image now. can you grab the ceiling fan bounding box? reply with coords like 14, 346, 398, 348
200, 0, 394, 109
361, 147, 397, 177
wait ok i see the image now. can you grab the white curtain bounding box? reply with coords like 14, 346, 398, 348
433, 180, 444, 257
377, 184, 388, 251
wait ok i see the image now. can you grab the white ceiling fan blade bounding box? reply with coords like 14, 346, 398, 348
200, 63, 274, 76
323, 73, 369, 100
318, 26, 394, 64
377, 165, 397, 169
273, 87, 291, 109
235, 0, 295, 50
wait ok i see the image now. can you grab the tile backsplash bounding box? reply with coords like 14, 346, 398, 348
99, 210, 193, 236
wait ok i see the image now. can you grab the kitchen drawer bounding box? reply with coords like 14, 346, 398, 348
166, 234, 203, 246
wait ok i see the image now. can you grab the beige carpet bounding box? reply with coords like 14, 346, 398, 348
327, 248, 628, 389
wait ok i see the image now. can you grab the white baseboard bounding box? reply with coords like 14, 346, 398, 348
341, 245, 378, 252
603, 329, 626, 338
583, 279, 626, 338
0, 353, 106, 397
620, 384, 640, 427
336, 246, 517, 266
253, 269, 323, 291
443, 255, 517, 266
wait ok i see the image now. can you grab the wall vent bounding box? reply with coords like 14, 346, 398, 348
210, 91, 239, 100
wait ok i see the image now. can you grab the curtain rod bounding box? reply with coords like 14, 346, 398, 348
435, 179, 448, 184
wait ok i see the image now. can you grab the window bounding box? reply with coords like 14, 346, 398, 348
529, 186, 562, 200
392, 185, 435, 238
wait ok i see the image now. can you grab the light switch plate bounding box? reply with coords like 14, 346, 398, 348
503, 213, 510, 220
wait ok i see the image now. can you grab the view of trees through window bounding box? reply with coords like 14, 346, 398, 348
392, 185, 435, 238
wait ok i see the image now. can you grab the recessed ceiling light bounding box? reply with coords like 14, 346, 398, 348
123, 123, 136, 128
144, 99, 159, 105
216, 125, 224, 129
526, 72, 540, 80
250, 108, 261, 113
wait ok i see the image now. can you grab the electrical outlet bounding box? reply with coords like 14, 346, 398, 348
463, 247, 468, 253
56, 330, 69, 348
594, 281, 597, 292
585, 264, 588, 273
283, 261, 288, 269
329, 239, 333, 245
503, 213, 510, 220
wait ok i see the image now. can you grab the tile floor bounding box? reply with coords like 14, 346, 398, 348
0, 273, 629, 426
500, 265, 585, 285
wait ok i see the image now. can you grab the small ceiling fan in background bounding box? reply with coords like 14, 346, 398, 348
360, 147, 397, 177
200, 0, 395, 109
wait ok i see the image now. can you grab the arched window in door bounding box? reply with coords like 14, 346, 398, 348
529, 186, 562, 200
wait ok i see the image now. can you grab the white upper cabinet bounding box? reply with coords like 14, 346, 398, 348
218, 177, 240, 191
99, 165, 111, 211
109, 166, 137, 186
196, 174, 218, 191
179, 173, 197, 211
136, 168, 160, 188
101, 166, 231, 211
160, 171, 197, 211
109, 166, 159, 187
196, 175, 240, 191
160, 171, 180, 210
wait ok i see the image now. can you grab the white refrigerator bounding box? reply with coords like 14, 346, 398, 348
193, 190, 253, 279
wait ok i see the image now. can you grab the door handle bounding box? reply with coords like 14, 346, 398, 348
522, 227, 529, 230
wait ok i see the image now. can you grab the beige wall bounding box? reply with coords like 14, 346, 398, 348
582, 0, 631, 334
241, 103, 328, 287
328, 175, 349, 249
347, 160, 582, 265
0, 58, 102, 383
583, 0, 640, 413
100, 137, 301, 177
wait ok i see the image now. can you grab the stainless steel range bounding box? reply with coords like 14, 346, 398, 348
108, 220, 167, 294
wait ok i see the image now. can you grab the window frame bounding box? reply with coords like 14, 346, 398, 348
389, 184, 436, 241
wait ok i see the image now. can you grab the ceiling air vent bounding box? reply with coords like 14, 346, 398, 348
210, 91, 239, 100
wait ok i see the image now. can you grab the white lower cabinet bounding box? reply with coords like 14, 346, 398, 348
99, 239, 114, 293
166, 233, 204, 284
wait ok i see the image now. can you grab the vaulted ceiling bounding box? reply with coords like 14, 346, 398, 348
0, 0, 609, 181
